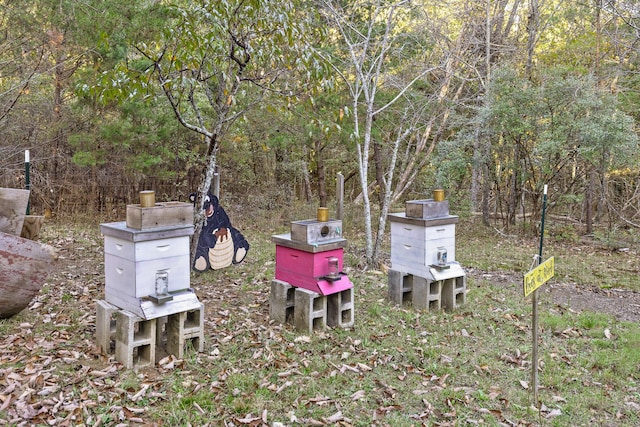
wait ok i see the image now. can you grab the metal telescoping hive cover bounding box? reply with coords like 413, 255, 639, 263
405, 199, 449, 219
290, 219, 343, 244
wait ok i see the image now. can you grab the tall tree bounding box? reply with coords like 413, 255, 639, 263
440, 67, 638, 231
93, 0, 323, 258
317, 0, 452, 266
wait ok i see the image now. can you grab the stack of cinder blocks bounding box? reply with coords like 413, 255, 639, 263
387, 198, 466, 312
96, 299, 204, 369
270, 280, 355, 333
270, 218, 355, 333
387, 270, 466, 311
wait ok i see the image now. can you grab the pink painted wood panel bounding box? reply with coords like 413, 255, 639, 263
275, 246, 344, 277
274, 268, 353, 295
274, 245, 352, 295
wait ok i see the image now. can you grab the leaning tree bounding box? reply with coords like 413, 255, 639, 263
90, 0, 325, 259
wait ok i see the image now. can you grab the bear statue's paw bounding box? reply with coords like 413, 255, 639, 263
194, 256, 208, 272
233, 247, 247, 264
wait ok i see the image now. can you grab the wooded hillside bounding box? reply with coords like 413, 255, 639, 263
1, 1, 639, 261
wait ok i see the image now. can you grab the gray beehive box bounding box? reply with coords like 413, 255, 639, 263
405, 199, 449, 219
290, 219, 343, 244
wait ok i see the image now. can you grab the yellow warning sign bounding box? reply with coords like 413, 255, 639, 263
523, 256, 554, 297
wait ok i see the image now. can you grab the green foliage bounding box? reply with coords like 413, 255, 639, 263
69, 98, 197, 182
437, 64, 639, 227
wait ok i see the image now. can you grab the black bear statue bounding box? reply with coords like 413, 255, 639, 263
190, 190, 249, 272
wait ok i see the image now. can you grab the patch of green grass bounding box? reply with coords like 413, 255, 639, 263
457, 217, 640, 292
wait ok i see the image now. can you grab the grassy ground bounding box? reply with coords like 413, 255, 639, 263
0, 210, 638, 426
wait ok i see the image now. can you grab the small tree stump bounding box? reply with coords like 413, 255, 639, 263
21, 215, 44, 240
0, 188, 30, 235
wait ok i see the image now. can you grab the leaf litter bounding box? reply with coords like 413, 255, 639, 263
0, 222, 639, 426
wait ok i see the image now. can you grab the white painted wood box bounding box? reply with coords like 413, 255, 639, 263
388, 213, 459, 279
100, 222, 196, 318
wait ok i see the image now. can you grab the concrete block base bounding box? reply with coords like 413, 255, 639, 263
388, 269, 414, 306
96, 300, 205, 369
412, 276, 442, 311
96, 299, 118, 354
269, 279, 295, 324
166, 303, 205, 358
327, 288, 355, 328
294, 288, 327, 333
388, 269, 466, 312
269, 281, 356, 333
115, 310, 156, 369
442, 276, 466, 311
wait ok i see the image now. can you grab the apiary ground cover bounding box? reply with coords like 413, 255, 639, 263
0, 212, 638, 426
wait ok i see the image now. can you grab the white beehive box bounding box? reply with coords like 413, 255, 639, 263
100, 221, 197, 319
388, 213, 459, 279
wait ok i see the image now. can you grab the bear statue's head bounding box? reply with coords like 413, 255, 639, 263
202, 191, 219, 218
189, 190, 219, 218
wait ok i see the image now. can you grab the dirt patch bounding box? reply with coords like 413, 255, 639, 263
545, 281, 640, 323
467, 267, 640, 323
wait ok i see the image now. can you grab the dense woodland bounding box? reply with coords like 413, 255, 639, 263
2, 0, 640, 264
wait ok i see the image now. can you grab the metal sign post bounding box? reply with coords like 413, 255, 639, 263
530, 184, 549, 407
25, 150, 30, 215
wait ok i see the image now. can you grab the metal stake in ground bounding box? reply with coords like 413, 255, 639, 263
25, 150, 30, 215
532, 184, 548, 407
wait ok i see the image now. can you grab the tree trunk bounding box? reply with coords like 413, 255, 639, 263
525, 0, 539, 80
315, 138, 327, 207
508, 144, 521, 226
482, 147, 491, 227
373, 139, 385, 207
190, 135, 219, 266
586, 168, 595, 234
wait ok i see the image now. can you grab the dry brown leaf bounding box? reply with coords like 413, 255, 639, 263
275, 380, 292, 394
351, 390, 366, 400
130, 384, 149, 401
308, 395, 332, 406
357, 362, 372, 371
324, 411, 344, 423
235, 414, 261, 424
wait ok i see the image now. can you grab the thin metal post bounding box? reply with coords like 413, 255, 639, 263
25, 150, 30, 215
336, 173, 344, 221
532, 184, 548, 407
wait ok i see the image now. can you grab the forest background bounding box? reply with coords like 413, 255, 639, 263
1, 0, 640, 264
2, 2, 640, 425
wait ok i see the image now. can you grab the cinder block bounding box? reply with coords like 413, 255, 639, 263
442, 276, 466, 311
166, 303, 205, 358
269, 279, 296, 324
156, 316, 168, 348
412, 277, 442, 312
294, 288, 327, 333
388, 269, 413, 305
96, 300, 118, 354
115, 310, 156, 369
327, 287, 355, 328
